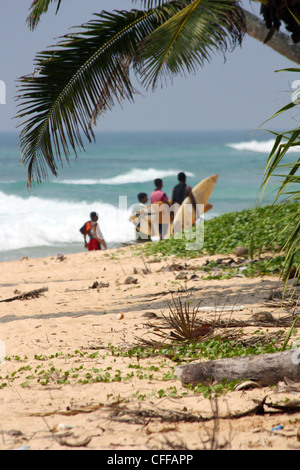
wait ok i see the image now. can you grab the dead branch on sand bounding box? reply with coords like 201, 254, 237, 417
0, 287, 48, 303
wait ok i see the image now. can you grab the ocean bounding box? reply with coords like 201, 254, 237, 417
0, 129, 283, 262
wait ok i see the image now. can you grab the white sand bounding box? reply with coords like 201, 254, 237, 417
0, 246, 299, 450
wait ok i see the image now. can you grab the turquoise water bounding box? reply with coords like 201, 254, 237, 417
0, 129, 278, 261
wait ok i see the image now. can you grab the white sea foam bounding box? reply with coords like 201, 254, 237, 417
0, 191, 135, 252
227, 139, 300, 153
226, 139, 275, 153
56, 168, 194, 185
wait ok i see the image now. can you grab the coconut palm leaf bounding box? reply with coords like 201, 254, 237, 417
16, 7, 178, 186
134, 0, 168, 6
135, 0, 245, 89
17, 1, 245, 186
27, 0, 62, 30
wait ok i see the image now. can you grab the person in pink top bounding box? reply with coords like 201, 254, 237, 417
150, 179, 170, 239
150, 178, 169, 204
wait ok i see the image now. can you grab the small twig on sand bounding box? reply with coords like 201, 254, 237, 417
0, 287, 48, 303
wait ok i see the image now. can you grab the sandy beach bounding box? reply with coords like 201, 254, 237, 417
0, 244, 300, 451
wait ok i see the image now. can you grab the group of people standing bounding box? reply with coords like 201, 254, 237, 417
153, 172, 196, 209
132, 171, 196, 241
80, 171, 195, 251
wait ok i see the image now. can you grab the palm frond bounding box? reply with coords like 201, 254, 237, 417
261, 130, 300, 199
18, 0, 245, 185
26, 0, 62, 30
16, 8, 172, 186
134, 0, 245, 89
259, 67, 300, 292
133, 0, 168, 6
278, 206, 300, 288
260, 126, 300, 289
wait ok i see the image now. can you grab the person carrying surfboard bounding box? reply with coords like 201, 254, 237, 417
171, 172, 197, 212
129, 193, 152, 242
79, 212, 107, 251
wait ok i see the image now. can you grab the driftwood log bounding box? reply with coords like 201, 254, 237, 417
175, 348, 300, 387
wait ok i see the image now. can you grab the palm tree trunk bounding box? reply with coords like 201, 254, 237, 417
243, 9, 300, 65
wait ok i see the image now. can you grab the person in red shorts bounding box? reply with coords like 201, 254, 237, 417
80, 212, 107, 251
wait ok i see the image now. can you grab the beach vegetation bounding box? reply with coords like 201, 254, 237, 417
259, 67, 300, 290
0, 324, 293, 396
141, 202, 300, 281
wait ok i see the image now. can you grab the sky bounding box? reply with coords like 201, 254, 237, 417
0, 0, 299, 134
